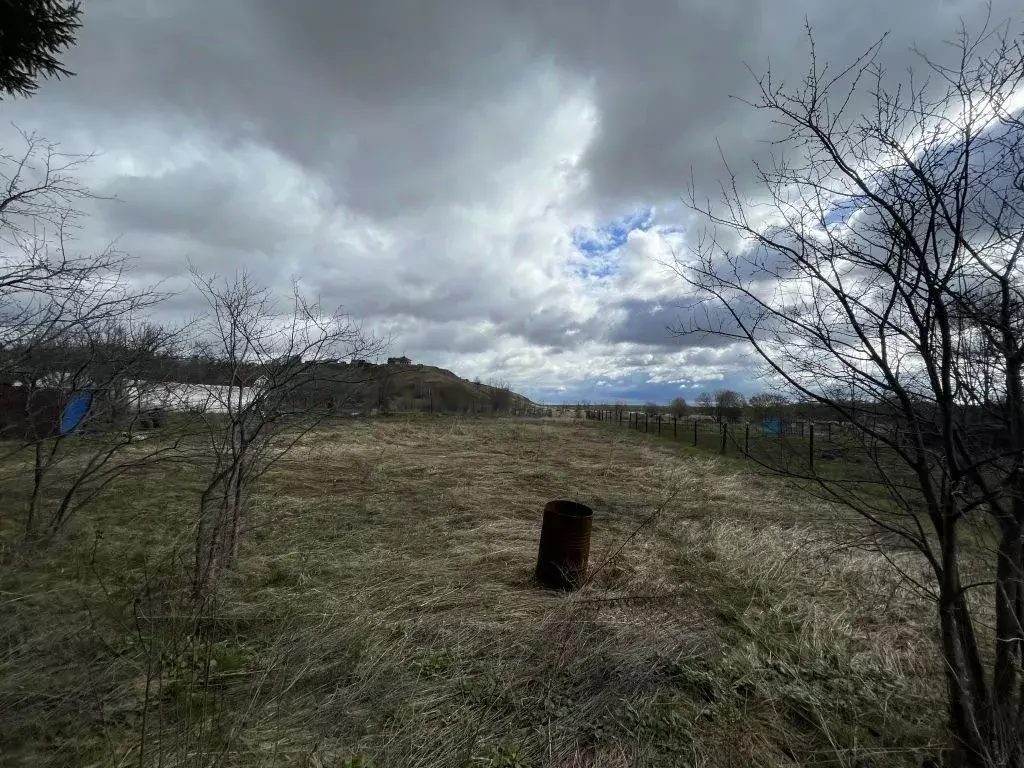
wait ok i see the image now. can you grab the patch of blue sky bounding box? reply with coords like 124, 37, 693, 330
573, 207, 654, 253
532, 370, 758, 405
570, 207, 655, 279
574, 256, 618, 279
823, 195, 868, 226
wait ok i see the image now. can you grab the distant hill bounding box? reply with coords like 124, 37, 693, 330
156, 356, 539, 415
335, 360, 539, 415
1, 345, 540, 416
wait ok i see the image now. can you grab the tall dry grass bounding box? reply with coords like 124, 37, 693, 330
0, 417, 948, 766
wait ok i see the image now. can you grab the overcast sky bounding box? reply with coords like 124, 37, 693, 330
3, 0, 1016, 403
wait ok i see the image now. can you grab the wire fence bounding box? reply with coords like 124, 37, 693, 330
583, 409, 851, 472
583, 406, 1015, 498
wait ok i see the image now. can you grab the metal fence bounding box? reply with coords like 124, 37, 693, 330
583, 409, 844, 470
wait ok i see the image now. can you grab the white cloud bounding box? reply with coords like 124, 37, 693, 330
3, 0, 1019, 402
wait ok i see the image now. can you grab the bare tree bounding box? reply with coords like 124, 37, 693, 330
189, 269, 380, 600
486, 378, 514, 415
748, 391, 789, 422
669, 397, 688, 419
0, 132, 180, 540
748, 391, 788, 410
694, 391, 714, 417
712, 389, 746, 423
0, 132, 152, 363
7, 319, 186, 539
674, 17, 1024, 766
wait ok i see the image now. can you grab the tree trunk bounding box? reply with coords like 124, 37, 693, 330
25, 441, 45, 541
194, 504, 208, 599
226, 462, 246, 567
193, 492, 227, 602
938, 515, 989, 765
994, 513, 1023, 721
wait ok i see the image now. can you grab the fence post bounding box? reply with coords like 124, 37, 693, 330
809, 423, 815, 471
721, 422, 728, 454
693, 420, 698, 446
644, 413, 648, 432
673, 416, 677, 439
744, 423, 750, 457
657, 414, 661, 434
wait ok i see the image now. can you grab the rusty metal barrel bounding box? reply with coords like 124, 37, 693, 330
535, 500, 593, 590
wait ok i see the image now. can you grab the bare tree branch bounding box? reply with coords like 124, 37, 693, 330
672, 16, 1024, 765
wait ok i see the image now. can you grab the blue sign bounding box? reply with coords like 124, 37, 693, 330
60, 391, 94, 435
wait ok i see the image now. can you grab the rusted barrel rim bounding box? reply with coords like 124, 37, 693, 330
543, 499, 593, 518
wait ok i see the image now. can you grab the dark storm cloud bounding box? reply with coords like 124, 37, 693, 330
602, 297, 742, 349
29, 0, 550, 218
32, 0, 1018, 214
100, 166, 296, 253
508, 0, 1023, 210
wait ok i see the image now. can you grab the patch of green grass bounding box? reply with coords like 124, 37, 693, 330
621, 694, 695, 752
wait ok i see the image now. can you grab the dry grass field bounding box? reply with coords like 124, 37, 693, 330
1, 417, 948, 767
